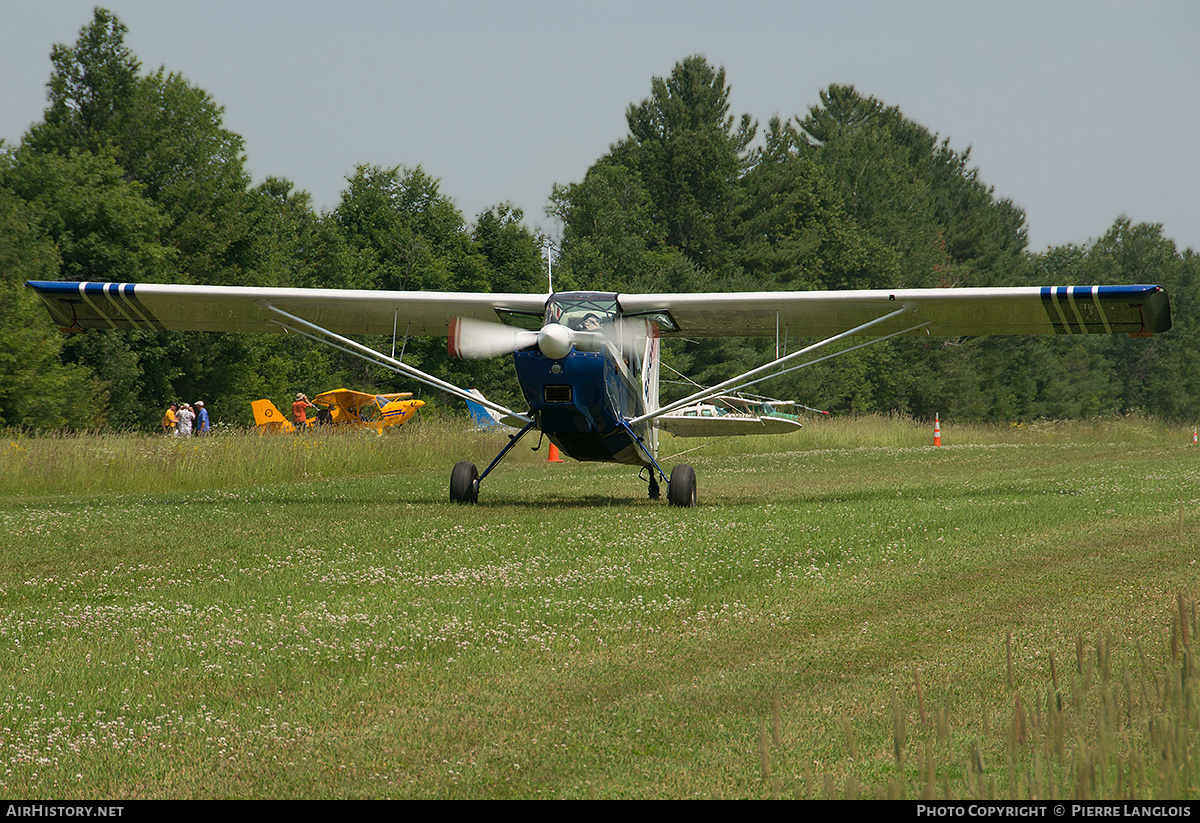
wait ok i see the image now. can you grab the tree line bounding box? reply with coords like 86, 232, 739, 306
2, 9, 1196, 431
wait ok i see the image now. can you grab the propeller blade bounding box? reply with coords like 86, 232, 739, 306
448, 317, 538, 359
611, 317, 652, 355
449, 315, 656, 361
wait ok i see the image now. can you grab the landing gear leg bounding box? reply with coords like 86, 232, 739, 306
618, 420, 672, 505
449, 419, 536, 504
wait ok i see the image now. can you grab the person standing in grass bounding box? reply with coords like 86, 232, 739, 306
195, 401, 210, 434
162, 402, 178, 435
176, 403, 195, 437
292, 393, 315, 430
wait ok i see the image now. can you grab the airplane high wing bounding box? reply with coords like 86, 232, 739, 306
27, 280, 1171, 507
26, 281, 1171, 339
621, 285, 1171, 338
25, 281, 547, 336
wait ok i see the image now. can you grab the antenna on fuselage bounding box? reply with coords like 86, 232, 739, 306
542, 239, 555, 296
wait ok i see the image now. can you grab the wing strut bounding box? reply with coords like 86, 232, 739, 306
630, 303, 927, 426
255, 300, 532, 424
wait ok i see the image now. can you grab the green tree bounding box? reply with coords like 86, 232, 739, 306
472, 204, 546, 294
0, 185, 105, 429
117, 68, 258, 287
1082, 219, 1197, 418
26, 7, 140, 157
800, 84, 1026, 288
10, 8, 337, 427
28, 10, 264, 289
1, 145, 174, 283
799, 91, 943, 289
0, 144, 183, 429
328, 165, 531, 407
549, 163, 678, 292
333, 164, 486, 293
611, 55, 756, 274
737, 154, 896, 291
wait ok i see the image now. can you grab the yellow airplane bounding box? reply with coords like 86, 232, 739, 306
251, 389, 424, 434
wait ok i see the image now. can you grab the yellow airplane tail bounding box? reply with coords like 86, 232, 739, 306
251, 399, 296, 433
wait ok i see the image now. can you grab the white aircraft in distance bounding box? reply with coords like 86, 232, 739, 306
27, 280, 1171, 507
655, 393, 816, 438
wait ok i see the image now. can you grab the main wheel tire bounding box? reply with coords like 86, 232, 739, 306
667, 463, 697, 508
450, 460, 479, 504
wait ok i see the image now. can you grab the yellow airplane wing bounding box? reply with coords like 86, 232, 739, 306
311, 388, 372, 407
308, 388, 423, 430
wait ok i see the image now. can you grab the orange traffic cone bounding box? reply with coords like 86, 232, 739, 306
934, 413, 942, 447
547, 442, 563, 463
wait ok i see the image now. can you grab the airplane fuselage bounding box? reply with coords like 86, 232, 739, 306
513, 347, 652, 465
510, 291, 656, 466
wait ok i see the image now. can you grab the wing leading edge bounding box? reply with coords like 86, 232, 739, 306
619, 285, 1171, 338
24, 281, 547, 336
26, 281, 1170, 339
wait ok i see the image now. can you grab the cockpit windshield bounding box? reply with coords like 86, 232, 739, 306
543, 293, 620, 332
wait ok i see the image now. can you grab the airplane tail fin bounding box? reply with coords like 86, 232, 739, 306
251, 399, 295, 433
465, 389, 515, 430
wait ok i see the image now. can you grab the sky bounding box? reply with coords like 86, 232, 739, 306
3, 0, 1197, 254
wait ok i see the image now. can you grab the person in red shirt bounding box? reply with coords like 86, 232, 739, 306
292, 393, 315, 429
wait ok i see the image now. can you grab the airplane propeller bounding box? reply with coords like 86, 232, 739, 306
447, 316, 651, 361
447, 317, 539, 359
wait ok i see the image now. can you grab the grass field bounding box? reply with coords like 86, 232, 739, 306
1, 415, 1197, 799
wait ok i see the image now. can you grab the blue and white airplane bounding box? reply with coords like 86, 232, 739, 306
26, 280, 1171, 507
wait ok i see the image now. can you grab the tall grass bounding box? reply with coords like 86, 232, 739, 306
0, 416, 543, 498
6, 412, 1190, 499
0, 414, 1197, 798
661, 410, 1190, 458
762, 607, 1199, 800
